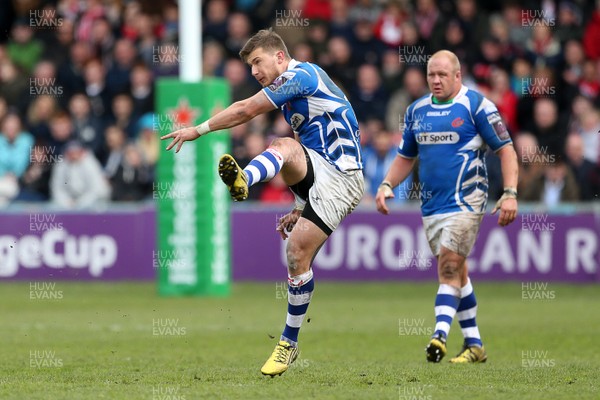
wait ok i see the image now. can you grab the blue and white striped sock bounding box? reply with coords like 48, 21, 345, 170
281, 269, 314, 347
457, 278, 483, 347
433, 284, 461, 341
243, 148, 284, 187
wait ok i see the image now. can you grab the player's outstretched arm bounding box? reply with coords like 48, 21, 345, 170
491, 144, 519, 226
376, 155, 416, 215
161, 91, 276, 152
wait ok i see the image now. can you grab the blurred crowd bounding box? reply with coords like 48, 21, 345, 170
0, 0, 599, 209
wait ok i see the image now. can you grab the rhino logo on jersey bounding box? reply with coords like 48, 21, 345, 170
290, 113, 305, 131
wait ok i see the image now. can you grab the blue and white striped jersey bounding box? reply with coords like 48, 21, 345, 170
398, 85, 512, 216
262, 59, 363, 172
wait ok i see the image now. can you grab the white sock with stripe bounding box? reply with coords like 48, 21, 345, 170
456, 278, 483, 347
243, 148, 284, 187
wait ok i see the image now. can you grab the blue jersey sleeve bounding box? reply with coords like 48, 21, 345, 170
473, 97, 512, 152
397, 108, 418, 158
262, 66, 318, 108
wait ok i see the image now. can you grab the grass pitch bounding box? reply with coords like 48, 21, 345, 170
0, 281, 598, 399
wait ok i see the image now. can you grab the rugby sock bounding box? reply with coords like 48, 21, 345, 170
433, 284, 461, 341
281, 269, 314, 347
243, 148, 284, 187
456, 278, 483, 347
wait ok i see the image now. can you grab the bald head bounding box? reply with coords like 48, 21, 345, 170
426, 50, 462, 101
428, 50, 461, 73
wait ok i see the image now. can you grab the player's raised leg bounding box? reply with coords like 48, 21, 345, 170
218, 137, 306, 201
261, 218, 327, 377
450, 262, 487, 363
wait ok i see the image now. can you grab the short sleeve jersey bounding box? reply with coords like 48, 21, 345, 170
262, 59, 362, 172
397, 85, 512, 216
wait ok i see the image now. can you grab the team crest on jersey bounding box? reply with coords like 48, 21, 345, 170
268, 71, 296, 91
451, 117, 464, 128
290, 113, 305, 130
487, 112, 510, 141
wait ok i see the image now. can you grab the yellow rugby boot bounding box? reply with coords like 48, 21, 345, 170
260, 341, 298, 377
218, 154, 248, 201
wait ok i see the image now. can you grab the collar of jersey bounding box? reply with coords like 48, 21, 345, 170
430, 85, 468, 106
287, 58, 300, 70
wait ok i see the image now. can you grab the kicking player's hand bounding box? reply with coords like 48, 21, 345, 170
161, 127, 201, 153
276, 209, 302, 240
375, 182, 395, 215
492, 192, 518, 226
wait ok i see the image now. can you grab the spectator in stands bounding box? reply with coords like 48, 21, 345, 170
351, 64, 388, 123
69, 93, 105, 160
582, 0, 600, 60
203, 0, 229, 43
90, 17, 116, 64
83, 58, 111, 118
561, 40, 587, 103
555, 2, 584, 44
386, 67, 427, 132
510, 57, 533, 98
528, 98, 568, 160
513, 132, 545, 198
0, 112, 34, 206
135, 113, 159, 169
324, 36, 355, 94
578, 59, 600, 99
292, 42, 314, 63
135, 13, 158, 67
106, 39, 136, 96
521, 160, 580, 206
17, 144, 53, 202
350, 18, 385, 65
454, 0, 489, 54
130, 64, 154, 120
414, 0, 440, 41
109, 93, 137, 138
437, 19, 469, 63
109, 143, 152, 201
7, 19, 42, 74
381, 49, 404, 95
362, 129, 413, 204
57, 41, 90, 99
487, 68, 519, 133
525, 25, 562, 69
329, 0, 353, 39
565, 133, 596, 201
202, 40, 225, 78
50, 140, 110, 209
26, 94, 58, 143
223, 58, 258, 103
103, 125, 127, 177
471, 36, 511, 86
225, 13, 252, 58
48, 112, 75, 155
373, 0, 405, 48
0, 60, 28, 110
577, 108, 600, 164
348, 0, 381, 24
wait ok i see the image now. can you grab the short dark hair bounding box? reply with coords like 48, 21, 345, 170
239, 28, 290, 63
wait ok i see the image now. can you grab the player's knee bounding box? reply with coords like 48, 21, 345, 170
269, 137, 294, 149
286, 241, 308, 272
440, 260, 461, 279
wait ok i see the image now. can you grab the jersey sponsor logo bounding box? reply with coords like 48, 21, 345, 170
416, 131, 459, 144
487, 112, 510, 141
451, 117, 464, 128
290, 113, 305, 131
426, 110, 451, 117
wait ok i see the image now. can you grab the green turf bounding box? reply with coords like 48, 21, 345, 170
0, 281, 597, 399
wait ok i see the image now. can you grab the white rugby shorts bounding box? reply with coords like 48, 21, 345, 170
422, 211, 484, 257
